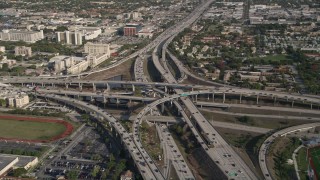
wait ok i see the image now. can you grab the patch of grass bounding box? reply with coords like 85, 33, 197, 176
297, 147, 308, 180
0, 119, 66, 140
260, 54, 291, 62
140, 121, 162, 161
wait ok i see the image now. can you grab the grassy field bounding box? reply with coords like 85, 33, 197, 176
0, 119, 66, 141
309, 146, 320, 178
297, 147, 308, 180
260, 54, 290, 62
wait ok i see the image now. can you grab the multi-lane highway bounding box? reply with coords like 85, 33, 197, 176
3, 77, 320, 106
37, 93, 160, 179
156, 124, 195, 179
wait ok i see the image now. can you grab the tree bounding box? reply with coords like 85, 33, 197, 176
67, 170, 79, 180
1, 63, 9, 71
11, 168, 27, 177
0, 99, 6, 106
91, 165, 100, 178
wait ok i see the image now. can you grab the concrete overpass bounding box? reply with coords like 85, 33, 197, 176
259, 123, 320, 180
36, 94, 161, 180
3, 77, 320, 108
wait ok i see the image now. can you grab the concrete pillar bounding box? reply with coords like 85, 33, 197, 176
150, 109, 153, 116
132, 84, 135, 92
161, 103, 165, 113
78, 75, 81, 79
195, 95, 198, 102
223, 93, 225, 104
65, 84, 69, 89
239, 93, 242, 104
274, 96, 276, 105
207, 94, 210, 100
22, 83, 24, 86
212, 93, 215, 102
106, 83, 110, 92
42, 83, 44, 87
170, 100, 173, 107
291, 101, 294, 108
79, 83, 82, 91
164, 86, 167, 93
92, 83, 96, 92
256, 95, 259, 105
31, 82, 34, 87
311, 103, 313, 110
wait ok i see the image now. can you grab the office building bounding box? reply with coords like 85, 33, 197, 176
123, 24, 142, 36
0, 29, 44, 43
14, 46, 32, 57
56, 31, 83, 45
84, 42, 110, 55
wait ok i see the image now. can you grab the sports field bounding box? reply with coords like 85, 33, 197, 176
0, 115, 73, 142
309, 146, 320, 179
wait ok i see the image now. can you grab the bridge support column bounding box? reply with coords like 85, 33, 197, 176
103, 97, 107, 108
164, 86, 167, 93
311, 103, 313, 110
195, 95, 198, 102
256, 95, 259, 105
31, 82, 34, 87
207, 94, 210, 100
106, 83, 110, 92
92, 83, 96, 92
79, 83, 82, 91
132, 84, 135, 92
291, 101, 294, 108
65, 84, 69, 89
41, 83, 44, 87
161, 103, 165, 113
51, 83, 55, 87
223, 93, 225, 104
116, 98, 119, 108
239, 93, 242, 104
150, 109, 153, 116
21, 83, 24, 86
274, 96, 276, 106
170, 100, 173, 107
212, 93, 215, 102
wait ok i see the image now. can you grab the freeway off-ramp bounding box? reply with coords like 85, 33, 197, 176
259, 123, 320, 180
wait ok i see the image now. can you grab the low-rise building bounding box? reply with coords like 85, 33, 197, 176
0, 46, 5, 53
0, 154, 38, 176
0, 29, 44, 43
14, 46, 32, 57
84, 42, 110, 55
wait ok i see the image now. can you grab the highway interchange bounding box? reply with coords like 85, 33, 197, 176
1, 0, 320, 179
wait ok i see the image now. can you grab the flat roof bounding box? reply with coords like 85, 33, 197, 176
0, 156, 17, 171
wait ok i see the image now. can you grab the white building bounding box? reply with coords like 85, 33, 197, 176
0, 30, 44, 43
0, 46, 5, 53
84, 42, 110, 55
6, 93, 29, 108
14, 46, 32, 57
56, 31, 83, 45
0, 156, 18, 176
